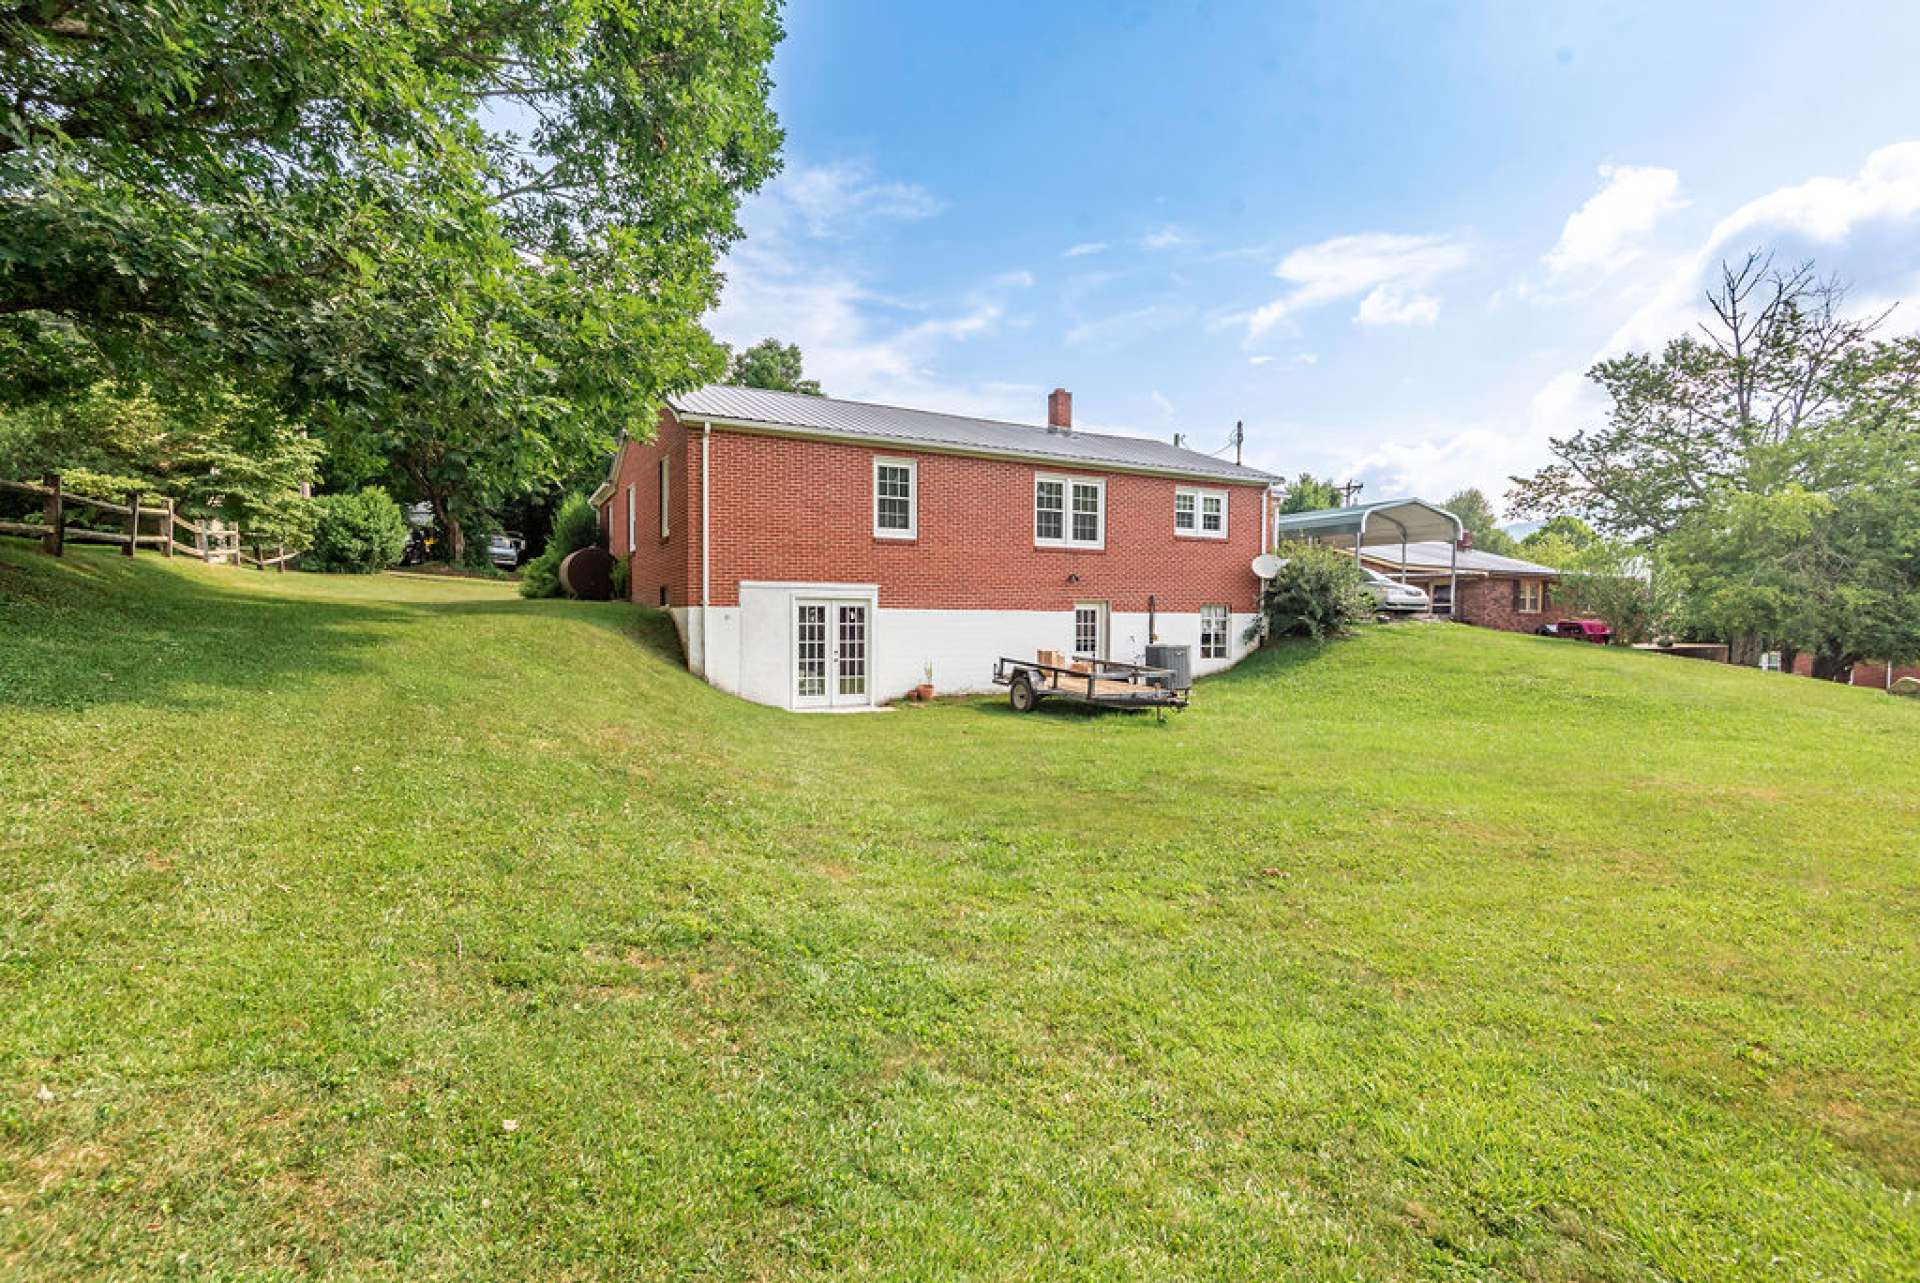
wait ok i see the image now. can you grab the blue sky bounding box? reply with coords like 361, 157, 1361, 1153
706, 1, 1920, 510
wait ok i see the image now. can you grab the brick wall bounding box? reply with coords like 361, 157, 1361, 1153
672, 417, 1267, 613
1455, 575, 1554, 633
604, 409, 692, 606
1789, 654, 1920, 689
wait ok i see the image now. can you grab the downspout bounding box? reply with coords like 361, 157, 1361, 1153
700, 421, 712, 677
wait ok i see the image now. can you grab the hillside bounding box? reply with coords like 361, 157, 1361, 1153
2, 546, 1916, 1280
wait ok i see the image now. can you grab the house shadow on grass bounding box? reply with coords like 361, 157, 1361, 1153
0, 548, 407, 717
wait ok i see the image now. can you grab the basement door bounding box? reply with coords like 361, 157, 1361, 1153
793, 598, 870, 708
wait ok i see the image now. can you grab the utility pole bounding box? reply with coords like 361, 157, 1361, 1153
1338, 479, 1364, 506
1233, 420, 1244, 467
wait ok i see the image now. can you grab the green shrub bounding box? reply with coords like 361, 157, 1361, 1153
610, 553, 631, 601
1260, 541, 1374, 641
519, 493, 603, 599
304, 487, 409, 574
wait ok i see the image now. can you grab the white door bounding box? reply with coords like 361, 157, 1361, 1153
1072, 601, 1109, 661
794, 599, 870, 708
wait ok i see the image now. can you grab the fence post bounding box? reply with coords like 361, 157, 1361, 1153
41, 472, 62, 557
162, 498, 175, 558
254, 538, 265, 571
275, 543, 286, 573
123, 490, 140, 557
199, 519, 211, 563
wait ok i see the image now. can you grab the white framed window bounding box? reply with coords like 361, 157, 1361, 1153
873, 456, 917, 538
658, 457, 670, 538
1175, 486, 1227, 538
1200, 604, 1229, 660
1036, 474, 1103, 549
1518, 580, 1544, 613
625, 483, 636, 553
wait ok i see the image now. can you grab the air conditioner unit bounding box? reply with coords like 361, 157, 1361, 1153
1145, 643, 1191, 691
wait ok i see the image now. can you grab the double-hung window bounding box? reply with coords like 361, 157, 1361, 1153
1036, 474, 1103, 549
873, 457, 917, 538
1175, 486, 1227, 538
1200, 604, 1229, 660
1518, 580, 1544, 613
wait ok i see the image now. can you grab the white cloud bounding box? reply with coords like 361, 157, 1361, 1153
775, 161, 942, 238
1354, 285, 1443, 327
1606, 140, 1920, 354
1150, 390, 1175, 418
1544, 164, 1686, 276
1295, 352, 1320, 365
1141, 227, 1187, 250
1248, 355, 1275, 366
708, 161, 1035, 421
1063, 241, 1108, 258
1338, 372, 1597, 510
1246, 232, 1470, 339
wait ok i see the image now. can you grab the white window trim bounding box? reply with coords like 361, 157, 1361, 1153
658, 457, 670, 539
1519, 579, 1544, 614
872, 456, 917, 539
1035, 473, 1105, 550
625, 483, 636, 553
1200, 603, 1230, 660
1175, 486, 1229, 540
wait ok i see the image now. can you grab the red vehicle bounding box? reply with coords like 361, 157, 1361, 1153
1536, 618, 1612, 644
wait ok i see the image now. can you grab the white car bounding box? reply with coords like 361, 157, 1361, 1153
488, 531, 526, 569
1361, 567, 1431, 613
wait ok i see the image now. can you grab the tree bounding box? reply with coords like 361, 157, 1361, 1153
728, 339, 821, 394
1276, 472, 1342, 514
1510, 254, 1920, 674
1518, 515, 1599, 568
1443, 488, 1519, 555
2, 2, 786, 555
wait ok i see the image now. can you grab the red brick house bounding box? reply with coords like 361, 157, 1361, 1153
591, 385, 1278, 710
1362, 541, 1560, 633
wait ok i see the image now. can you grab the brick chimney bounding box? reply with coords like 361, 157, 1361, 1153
1047, 387, 1072, 434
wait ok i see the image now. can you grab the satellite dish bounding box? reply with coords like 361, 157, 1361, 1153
1251, 553, 1284, 580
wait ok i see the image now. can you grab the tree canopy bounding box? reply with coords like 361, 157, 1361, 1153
1, 0, 786, 556
727, 338, 821, 394
1442, 488, 1519, 555
1510, 254, 1920, 674
1276, 472, 1342, 514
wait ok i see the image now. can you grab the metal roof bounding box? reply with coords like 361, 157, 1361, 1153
1270, 498, 1464, 547
1365, 540, 1558, 577
667, 385, 1281, 484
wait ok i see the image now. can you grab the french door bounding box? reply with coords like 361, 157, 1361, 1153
1073, 601, 1109, 661
794, 599, 870, 708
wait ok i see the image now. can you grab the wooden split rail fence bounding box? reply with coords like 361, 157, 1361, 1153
0, 474, 298, 570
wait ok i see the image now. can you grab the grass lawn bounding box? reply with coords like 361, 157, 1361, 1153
2, 546, 1916, 1280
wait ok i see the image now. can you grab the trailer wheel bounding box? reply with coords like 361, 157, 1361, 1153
1008, 671, 1039, 713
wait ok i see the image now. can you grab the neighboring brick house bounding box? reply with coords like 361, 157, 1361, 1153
592, 385, 1278, 710
1361, 541, 1560, 633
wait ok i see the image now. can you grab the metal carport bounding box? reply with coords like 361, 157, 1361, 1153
1269, 499, 1466, 615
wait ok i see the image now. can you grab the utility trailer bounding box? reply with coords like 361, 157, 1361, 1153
991, 654, 1188, 716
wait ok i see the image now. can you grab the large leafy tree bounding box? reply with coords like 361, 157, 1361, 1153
1442, 488, 1519, 555
727, 337, 821, 394
1, 1, 785, 556
1511, 255, 1920, 673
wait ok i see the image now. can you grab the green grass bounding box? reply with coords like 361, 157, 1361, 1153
2, 546, 1916, 1281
